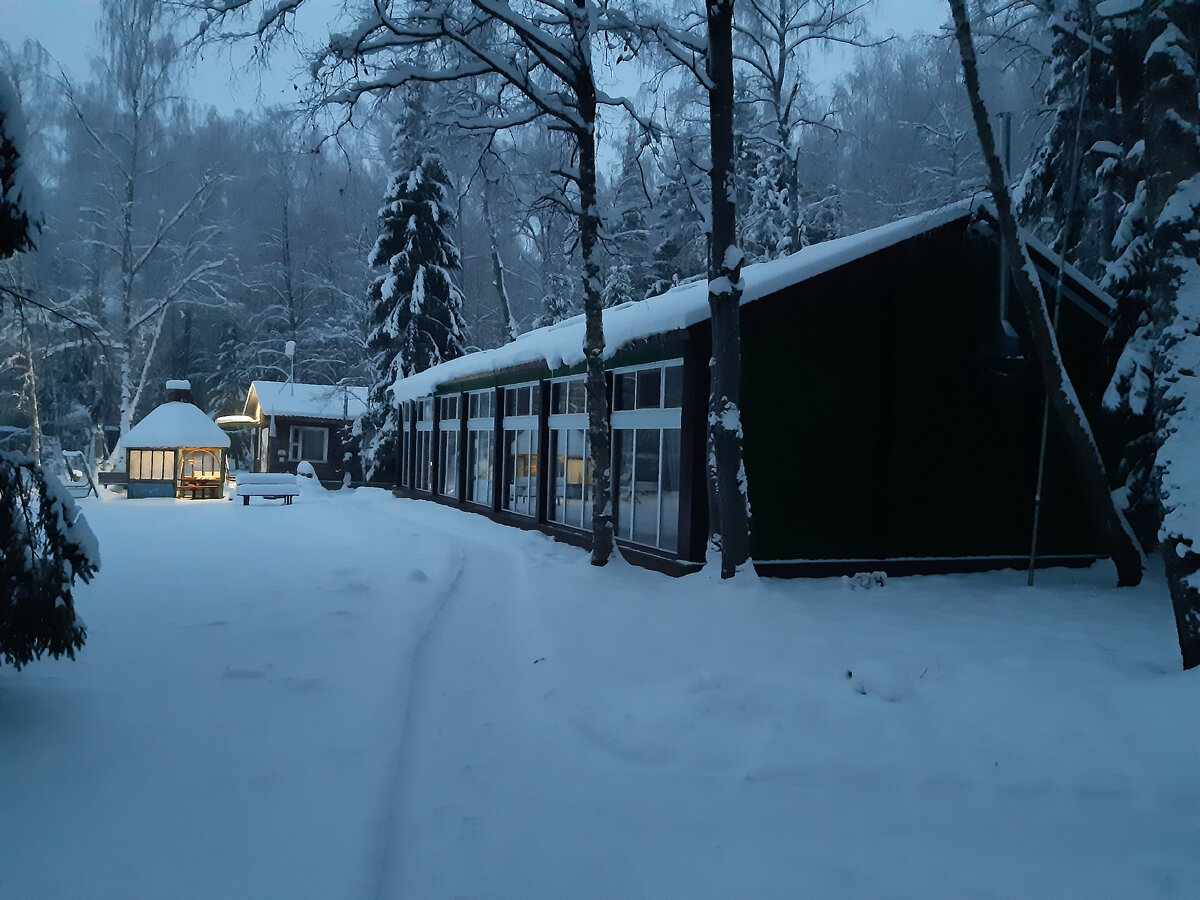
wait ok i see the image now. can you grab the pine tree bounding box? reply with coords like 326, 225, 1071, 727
1, 68, 99, 670
362, 134, 467, 480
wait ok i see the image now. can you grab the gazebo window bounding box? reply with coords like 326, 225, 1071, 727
502, 382, 540, 517
415, 396, 434, 492
548, 376, 590, 530
612, 361, 683, 552
466, 389, 495, 507
128, 449, 173, 481
289, 426, 328, 463
438, 394, 460, 498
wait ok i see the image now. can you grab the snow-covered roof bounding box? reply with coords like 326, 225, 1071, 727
392, 198, 1117, 403
166, 379, 191, 391
123, 402, 231, 449
404, 198, 1106, 402
247, 381, 369, 421
393, 203, 974, 402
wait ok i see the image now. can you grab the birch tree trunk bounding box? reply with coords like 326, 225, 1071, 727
948, 0, 1143, 586
481, 182, 518, 345
570, 0, 615, 567
707, 0, 752, 578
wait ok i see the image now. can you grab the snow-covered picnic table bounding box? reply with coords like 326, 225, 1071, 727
235, 471, 300, 505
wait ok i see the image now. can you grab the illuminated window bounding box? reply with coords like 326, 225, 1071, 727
128, 449, 174, 481
548, 375, 591, 531
502, 382, 540, 517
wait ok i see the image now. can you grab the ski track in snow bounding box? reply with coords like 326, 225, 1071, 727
368, 540, 466, 900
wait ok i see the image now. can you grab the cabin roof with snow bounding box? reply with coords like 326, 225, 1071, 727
123, 402, 231, 449
391, 198, 1116, 403
245, 381, 369, 421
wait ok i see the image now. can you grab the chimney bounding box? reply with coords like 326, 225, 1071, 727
165, 379, 193, 404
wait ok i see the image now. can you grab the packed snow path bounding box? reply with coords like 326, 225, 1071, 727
2, 488, 1198, 898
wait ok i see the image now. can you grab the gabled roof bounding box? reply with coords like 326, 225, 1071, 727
123, 402, 230, 449
246, 382, 368, 421
391, 198, 1117, 403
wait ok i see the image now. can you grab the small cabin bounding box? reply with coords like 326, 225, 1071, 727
123, 380, 230, 500
238, 381, 368, 485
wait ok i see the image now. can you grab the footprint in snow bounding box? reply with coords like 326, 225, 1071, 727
408, 569, 429, 582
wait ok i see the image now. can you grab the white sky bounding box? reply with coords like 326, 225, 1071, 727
1, 0, 950, 117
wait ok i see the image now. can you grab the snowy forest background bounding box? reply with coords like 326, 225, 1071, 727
0, 0, 1053, 465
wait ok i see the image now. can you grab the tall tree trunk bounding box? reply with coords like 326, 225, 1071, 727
707, 0, 752, 578
482, 182, 517, 344
570, 0, 614, 566
948, 0, 1143, 586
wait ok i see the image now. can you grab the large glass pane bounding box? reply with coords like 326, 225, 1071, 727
552, 383, 566, 416
504, 429, 517, 510
617, 373, 635, 411
517, 388, 531, 416
300, 427, 326, 461
664, 365, 683, 409
636, 368, 662, 409
568, 380, 586, 414
531, 386, 541, 417
469, 393, 479, 419
468, 430, 492, 505
441, 431, 458, 497
401, 432, 411, 487
633, 429, 661, 546
614, 429, 634, 540
550, 429, 566, 523
565, 428, 585, 529
660, 429, 681, 552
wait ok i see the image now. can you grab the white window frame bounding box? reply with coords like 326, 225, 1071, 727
466, 389, 496, 507
438, 394, 461, 497
548, 375, 590, 530
610, 360, 684, 551
502, 381, 540, 518
288, 425, 329, 463
128, 448, 175, 482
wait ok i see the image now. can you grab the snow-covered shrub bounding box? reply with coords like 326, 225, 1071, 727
0, 453, 99, 669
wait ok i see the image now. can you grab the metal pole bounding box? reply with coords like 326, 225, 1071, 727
1028, 40, 1093, 586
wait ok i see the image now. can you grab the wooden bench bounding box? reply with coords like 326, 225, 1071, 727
97, 471, 128, 488
236, 472, 300, 506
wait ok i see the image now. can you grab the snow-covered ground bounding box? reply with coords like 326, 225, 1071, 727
2, 487, 1197, 899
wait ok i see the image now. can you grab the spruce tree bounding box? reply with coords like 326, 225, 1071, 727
1, 69, 99, 670
362, 127, 466, 479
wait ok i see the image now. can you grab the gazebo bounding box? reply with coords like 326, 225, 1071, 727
123, 380, 230, 500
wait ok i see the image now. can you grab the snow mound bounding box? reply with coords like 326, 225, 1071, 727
847, 660, 912, 702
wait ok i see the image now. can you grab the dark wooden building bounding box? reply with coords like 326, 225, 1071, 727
387, 201, 1123, 576
241, 381, 368, 486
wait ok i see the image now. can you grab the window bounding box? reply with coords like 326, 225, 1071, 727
415, 397, 434, 492
438, 394, 460, 498
502, 382, 540, 517
289, 426, 328, 463
466, 389, 495, 507
128, 449, 174, 482
548, 376, 591, 530
399, 401, 412, 488
179, 449, 221, 480
611, 361, 683, 552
